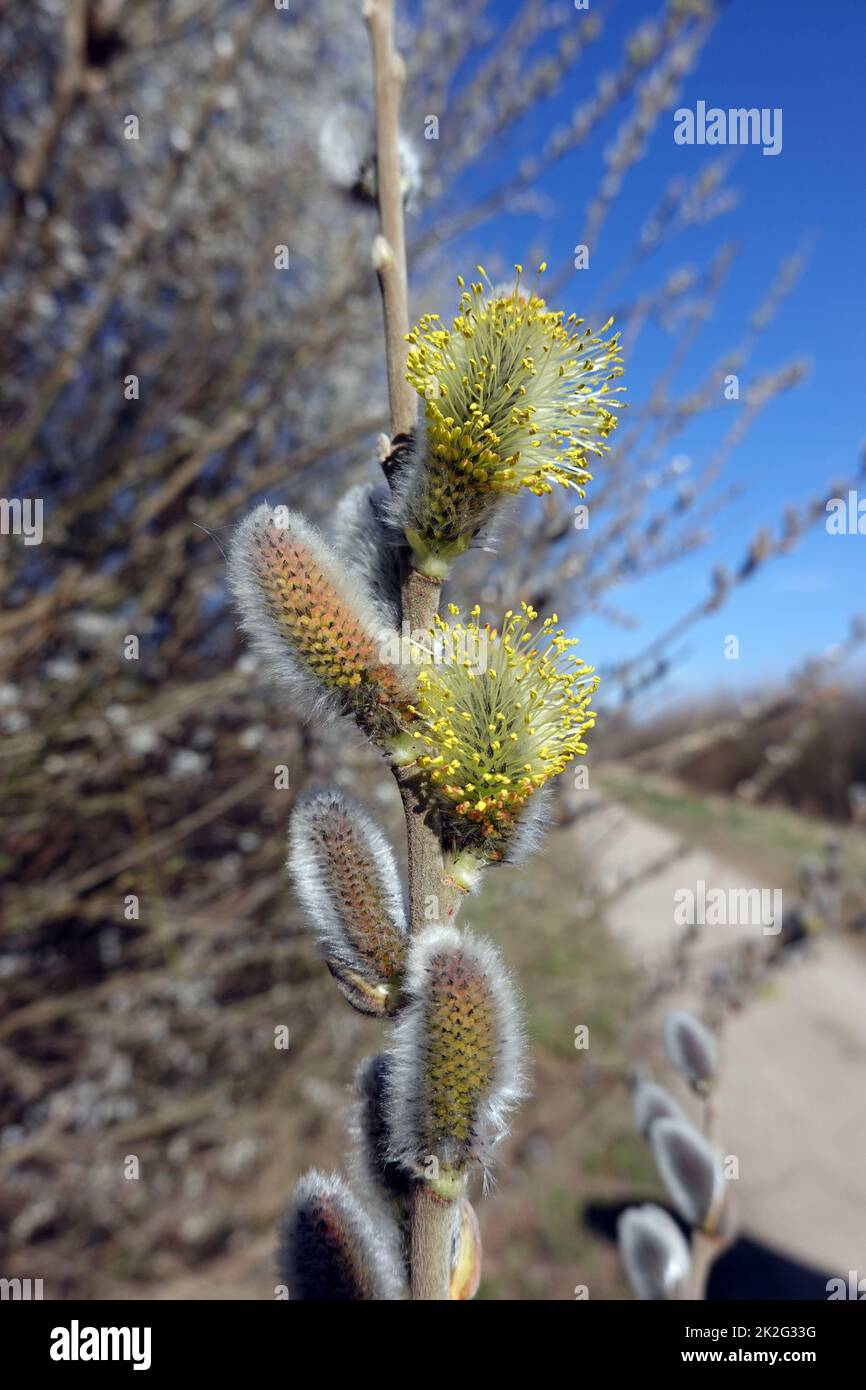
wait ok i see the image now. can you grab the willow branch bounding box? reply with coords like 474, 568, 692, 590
410, 1183, 457, 1302
365, 0, 460, 1302
364, 0, 416, 442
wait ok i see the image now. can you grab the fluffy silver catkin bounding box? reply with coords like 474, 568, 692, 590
348, 1053, 414, 1265
664, 1010, 719, 1091
318, 106, 370, 194
278, 1168, 404, 1300
332, 483, 403, 628
288, 789, 408, 1016
617, 1203, 691, 1300
633, 1077, 687, 1138
227, 502, 406, 733
650, 1117, 725, 1231
318, 106, 421, 208
384, 926, 526, 1177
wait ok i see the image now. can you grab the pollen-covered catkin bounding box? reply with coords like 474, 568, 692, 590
391, 266, 624, 575
408, 603, 598, 861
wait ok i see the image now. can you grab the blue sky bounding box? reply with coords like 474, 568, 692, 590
438, 0, 865, 709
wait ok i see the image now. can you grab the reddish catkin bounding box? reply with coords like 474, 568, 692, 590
228, 504, 410, 743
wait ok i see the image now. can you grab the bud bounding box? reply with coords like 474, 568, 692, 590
392, 266, 624, 577
633, 1077, 686, 1138
650, 1117, 726, 1232
450, 1196, 482, 1300
332, 483, 403, 628
664, 1010, 718, 1092
278, 1169, 404, 1300
228, 504, 409, 743
318, 107, 421, 208
288, 791, 408, 1016
617, 1203, 691, 1300
386, 926, 525, 1178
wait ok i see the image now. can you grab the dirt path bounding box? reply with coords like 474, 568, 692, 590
580, 797, 866, 1279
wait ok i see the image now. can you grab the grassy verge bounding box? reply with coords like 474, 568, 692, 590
597, 764, 866, 892
467, 826, 670, 1300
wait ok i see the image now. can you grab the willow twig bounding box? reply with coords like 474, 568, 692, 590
365, 0, 462, 1301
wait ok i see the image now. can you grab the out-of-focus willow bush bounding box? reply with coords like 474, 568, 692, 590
1, 0, 861, 1298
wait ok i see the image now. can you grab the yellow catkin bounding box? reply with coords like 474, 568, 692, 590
422, 947, 497, 1158
402, 266, 625, 566
408, 602, 599, 857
